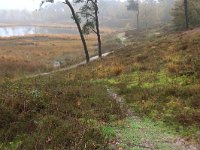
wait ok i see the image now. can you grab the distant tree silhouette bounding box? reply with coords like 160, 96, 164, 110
172, 0, 200, 30
127, 0, 139, 30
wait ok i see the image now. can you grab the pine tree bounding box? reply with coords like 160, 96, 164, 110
172, 0, 200, 30
78, 0, 102, 58
40, 0, 90, 63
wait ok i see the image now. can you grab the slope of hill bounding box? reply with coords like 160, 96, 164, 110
0, 28, 200, 149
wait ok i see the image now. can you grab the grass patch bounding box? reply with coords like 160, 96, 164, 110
88, 28, 200, 142
1, 27, 200, 148
108, 117, 181, 150
0, 69, 124, 149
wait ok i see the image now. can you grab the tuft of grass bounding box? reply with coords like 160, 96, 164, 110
108, 116, 182, 150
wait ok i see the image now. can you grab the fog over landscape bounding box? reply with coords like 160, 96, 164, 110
0, 0, 126, 10
0, 0, 174, 37
0, 0, 200, 149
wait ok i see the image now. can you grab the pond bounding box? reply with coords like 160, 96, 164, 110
0, 26, 78, 37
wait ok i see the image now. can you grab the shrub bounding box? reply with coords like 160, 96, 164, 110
172, 0, 200, 30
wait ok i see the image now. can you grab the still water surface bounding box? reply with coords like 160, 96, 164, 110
0, 26, 78, 37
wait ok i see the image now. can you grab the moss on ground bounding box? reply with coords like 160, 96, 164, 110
106, 117, 181, 150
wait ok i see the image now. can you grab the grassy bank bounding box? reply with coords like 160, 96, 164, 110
89, 28, 200, 141
0, 28, 200, 149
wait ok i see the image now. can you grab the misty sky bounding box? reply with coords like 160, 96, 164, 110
0, 0, 43, 10
0, 0, 126, 11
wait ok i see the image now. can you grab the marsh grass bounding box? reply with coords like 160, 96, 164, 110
0, 34, 97, 81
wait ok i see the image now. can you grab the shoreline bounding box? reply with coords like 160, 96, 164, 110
0, 23, 76, 29
0, 23, 116, 33
0, 33, 97, 40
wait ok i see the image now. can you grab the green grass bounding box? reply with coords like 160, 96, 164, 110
1, 27, 200, 149
90, 28, 200, 143
94, 68, 200, 139
107, 117, 181, 150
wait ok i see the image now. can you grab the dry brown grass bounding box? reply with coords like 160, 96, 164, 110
0, 23, 117, 82
0, 34, 97, 81
1, 27, 200, 148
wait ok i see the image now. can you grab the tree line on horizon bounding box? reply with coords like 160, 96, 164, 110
40, 0, 171, 63
1, 0, 199, 62
172, 0, 200, 30
39, 0, 200, 63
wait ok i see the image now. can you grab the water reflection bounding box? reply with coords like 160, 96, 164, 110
0, 26, 78, 37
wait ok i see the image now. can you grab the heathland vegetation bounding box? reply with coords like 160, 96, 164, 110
0, 0, 200, 149
1, 26, 200, 149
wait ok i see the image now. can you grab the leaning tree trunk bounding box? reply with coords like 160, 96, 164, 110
94, 0, 102, 58
184, 0, 189, 30
65, 0, 90, 63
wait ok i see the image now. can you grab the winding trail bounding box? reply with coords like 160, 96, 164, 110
107, 89, 199, 150
16, 32, 127, 80
22, 31, 126, 80
16, 33, 199, 149
22, 51, 113, 80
